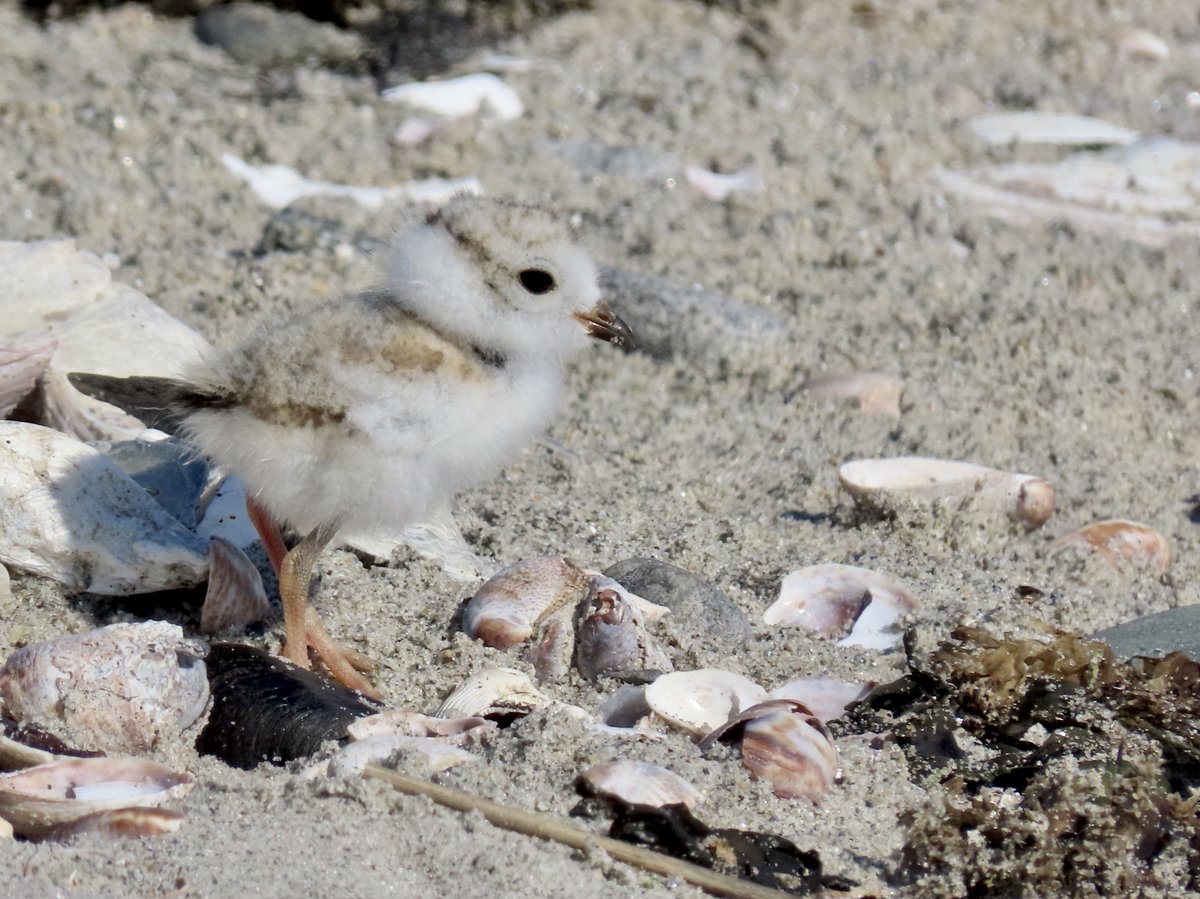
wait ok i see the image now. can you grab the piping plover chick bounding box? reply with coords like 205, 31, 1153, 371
72, 195, 631, 698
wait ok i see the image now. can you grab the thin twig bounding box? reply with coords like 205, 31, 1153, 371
363, 766, 799, 899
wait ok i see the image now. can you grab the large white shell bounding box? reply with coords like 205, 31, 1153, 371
838, 456, 1055, 528
462, 557, 592, 649
433, 667, 550, 720
700, 699, 839, 802
578, 760, 702, 809
764, 564, 918, 651
0, 757, 193, 837
1049, 519, 1171, 574
0, 421, 210, 594
0, 622, 210, 754
382, 73, 524, 121
644, 669, 768, 737
968, 112, 1139, 147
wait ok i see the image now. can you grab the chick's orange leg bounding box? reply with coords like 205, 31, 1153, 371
245, 494, 288, 578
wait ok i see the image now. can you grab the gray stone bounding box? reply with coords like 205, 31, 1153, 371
195, 4, 363, 68
1094, 605, 1200, 661
603, 557, 752, 662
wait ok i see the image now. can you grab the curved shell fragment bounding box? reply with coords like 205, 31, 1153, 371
969, 112, 1139, 147
765, 564, 917, 651
200, 537, 272, 635
644, 669, 768, 737
577, 760, 702, 809
0, 341, 55, 418
0, 422, 210, 594
1049, 519, 1171, 574
433, 667, 550, 720
838, 456, 1054, 528
462, 556, 592, 650
0, 757, 193, 838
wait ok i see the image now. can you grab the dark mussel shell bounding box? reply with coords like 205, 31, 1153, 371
196, 644, 379, 769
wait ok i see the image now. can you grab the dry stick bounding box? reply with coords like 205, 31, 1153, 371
364, 766, 797, 899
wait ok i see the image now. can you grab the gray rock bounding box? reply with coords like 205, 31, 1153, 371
195, 4, 363, 68
599, 266, 791, 368
603, 557, 752, 662
1094, 605, 1200, 661
94, 438, 210, 529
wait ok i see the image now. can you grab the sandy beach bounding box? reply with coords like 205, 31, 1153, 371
1, 1, 1198, 896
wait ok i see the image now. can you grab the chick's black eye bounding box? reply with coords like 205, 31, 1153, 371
518, 268, 556, 295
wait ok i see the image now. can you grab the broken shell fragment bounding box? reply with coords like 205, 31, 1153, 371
0, 421, 210, 594
838, 456, 1055, 528
803, 371, 903, 418
1109, 27, 1169, 60
0, 757, 194, 838
764, 564, 918, 651
433, 667, 550, 721
575, 584, 673, 681
683, 165, 764, 201
699, 700, 838, 802
327, 734, 478, 779
1049, 520, 1171, 574
644, 669, 768, 737
346, 711, 491, 742
968, 112, 1139, 147
0, 622, 210, 755
44, 807, 186, 842
200, 537, 272, 635
382, 72, 524, 121
462, 557, 592, 649
578, 760, 702, 810
768, 678, 875, 723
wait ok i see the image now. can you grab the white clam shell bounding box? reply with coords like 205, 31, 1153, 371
803, 371, 903, 418
382, 73, 524, 121
0, 622, 210, 754
968, 112, 1139, 147
768, 677, 875, 723
1049, 519, 1171, 574
699, 700, 839, 802
0, 757, 193, 838
578, 760, 702, 809
200, 537, 272, 635
0, 421, 210, 594
433, 667, 550, 720
838, 456, 1055, 528
462, 557, 592, 650
765, 564, 918, 651
644, 669, 768, 737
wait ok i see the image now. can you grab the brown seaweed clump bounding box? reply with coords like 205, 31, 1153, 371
835, 625, 1200, 898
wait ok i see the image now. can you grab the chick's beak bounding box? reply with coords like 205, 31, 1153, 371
573, 302, 634, 348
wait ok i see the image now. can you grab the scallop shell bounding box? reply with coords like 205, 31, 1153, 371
433, 667, 550, 721
577, 760, 702, 809
803, 371, 903, 418
0, 421, 210, 594
200, 537, 272, 635
0, 622, 210, 755
968, 112, 1139, 147
768, 677, 875, 723
1049, 519, 1171, 574
0, 757, 194, 837
644, 669, 768, 737
764, 564, 918, 651
575, 582, 673, 681
699, 700, 838, 802
838, 456, 1055, 528
462, 557, 592, 649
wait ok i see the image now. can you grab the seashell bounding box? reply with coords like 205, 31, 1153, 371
433, 667, 550, 721
1049, 519, 1171, 574
346, 711, 492, 742
577, 760, 702, 810
768, 677, 875, 722
0, 341, 55, 417
0, 622, 209, 755
968, 112, 1139, 147
764, 564, 918, 651
43, 806, 186, 842
0, 422, 210, 594
1109, 27, 1169, 61
382, 73, 524, 121
93, 438, 210, 529
585, 574, 671, 623
0, 816, 10, 839
0, 757, 193, 837
644, 669, 768, 737
220, 153, 483, 211
196, 644, 378, 769
683, 165, 764, 201
326, 734, 477, 779
0, 719, 102, 772
838, 456, 1055, 529
698, 700, 838, 802
200, 537, 272, 636
803, 371, 903, 418
461, 557, 592, 650
575, 584, 673, 681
